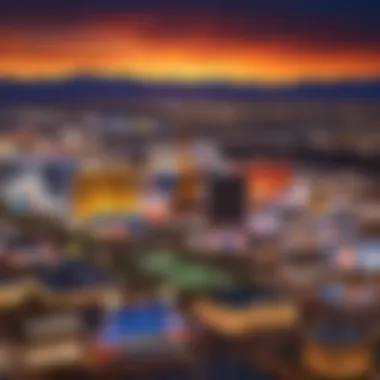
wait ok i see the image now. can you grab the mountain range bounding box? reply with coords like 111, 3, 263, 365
0, 77, 380, 103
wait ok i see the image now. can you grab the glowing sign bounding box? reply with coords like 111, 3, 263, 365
249, 161, 293, 203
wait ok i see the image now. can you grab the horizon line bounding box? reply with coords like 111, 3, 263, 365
0, 75, 380, 89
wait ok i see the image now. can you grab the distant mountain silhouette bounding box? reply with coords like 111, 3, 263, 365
0, 77, 380, 103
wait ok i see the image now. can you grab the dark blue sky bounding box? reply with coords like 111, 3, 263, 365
1, 0, 378, 42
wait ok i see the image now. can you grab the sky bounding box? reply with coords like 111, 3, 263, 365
0, 0, 379, 86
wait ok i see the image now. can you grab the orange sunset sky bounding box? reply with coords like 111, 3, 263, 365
0, 0, 379, 85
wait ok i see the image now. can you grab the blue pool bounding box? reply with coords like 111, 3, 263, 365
97, 301, 187, 350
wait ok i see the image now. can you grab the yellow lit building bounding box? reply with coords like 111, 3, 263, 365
174, 143, 202, 211
71, 163, 140, 225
